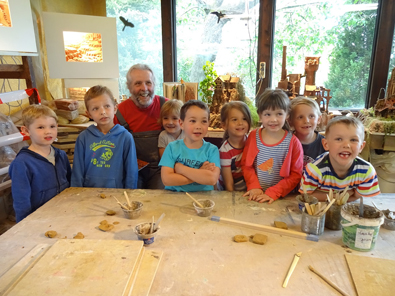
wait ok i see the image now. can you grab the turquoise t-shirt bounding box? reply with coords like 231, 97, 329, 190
159, 139, 221, 192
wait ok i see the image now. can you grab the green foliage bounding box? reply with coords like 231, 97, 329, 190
198, 61, 217, 104
245, 98, 260, 128
325, 9, 376, 109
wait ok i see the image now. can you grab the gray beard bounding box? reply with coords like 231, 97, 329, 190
133, 95, 154, 108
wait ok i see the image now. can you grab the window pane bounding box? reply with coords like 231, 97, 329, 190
176, 0, 259, 101
387, 28, 395, 92
106, 0, 164, 98
273, 0, 379, 110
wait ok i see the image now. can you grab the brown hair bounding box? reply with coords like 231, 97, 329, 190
256, 88, 290, 131
22, 104, 58, 127
84, 85, 116, 109
221, 101, 252, 140
325, 116, 365, 140
180, 100, 210, 121
159, 99, 183, 125
289, 96, 321, 121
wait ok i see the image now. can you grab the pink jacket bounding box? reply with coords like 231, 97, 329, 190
241, 128, 303, 200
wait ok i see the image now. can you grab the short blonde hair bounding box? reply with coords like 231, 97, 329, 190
159, 99, 183, 125
289, 96, 321, 121
84, 85, 116, 109
22, 105, 57, 127
326, 116, 365, 140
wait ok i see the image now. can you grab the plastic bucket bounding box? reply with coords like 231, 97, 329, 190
341, 204, 384, 252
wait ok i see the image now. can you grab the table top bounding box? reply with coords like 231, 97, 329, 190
0, 188, 394, 295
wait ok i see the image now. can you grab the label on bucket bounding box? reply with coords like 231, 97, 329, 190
355, 228, 374, 249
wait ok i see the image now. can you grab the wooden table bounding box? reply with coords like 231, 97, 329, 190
0, 188, 394, 295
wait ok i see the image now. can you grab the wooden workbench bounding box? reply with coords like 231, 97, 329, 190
0, 188, 394, 295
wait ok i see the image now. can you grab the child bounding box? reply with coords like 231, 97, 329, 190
289, 96, 326, 167
241, 88, 303, 203
9, 105, 71, 222
300, 116, 380, 202
219, 101, 252, 191
159, 100, 221, 192
71, 85, 138, 189
158, 99, 184, 158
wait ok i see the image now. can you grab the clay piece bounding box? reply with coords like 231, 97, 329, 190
233, 235, 248, 242
45, 231, 57, 238
73, 232, 85, 239
251, 233, 268, 245
113, 221, 120, 225
99, 193, 107, 199
98, 223, 114, 232
106, 210, 116, 216
274, 221, 288, 230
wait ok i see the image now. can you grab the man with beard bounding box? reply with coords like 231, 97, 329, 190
115, 64, 168, 189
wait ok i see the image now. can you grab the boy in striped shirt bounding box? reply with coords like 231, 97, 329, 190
300, 116, 380, 202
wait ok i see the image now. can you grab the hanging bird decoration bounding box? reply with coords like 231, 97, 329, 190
210, 11, 225, 24
119, 16, 134, 31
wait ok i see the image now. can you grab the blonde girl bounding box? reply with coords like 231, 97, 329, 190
241, 88, 303, 203
219, 101, 252, 191
158, 99, 184, 158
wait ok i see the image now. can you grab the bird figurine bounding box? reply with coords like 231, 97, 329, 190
210, 11, 225, 24
119, 16, 134, 31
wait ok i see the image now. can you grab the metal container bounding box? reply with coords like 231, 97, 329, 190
301, 208, 326, 235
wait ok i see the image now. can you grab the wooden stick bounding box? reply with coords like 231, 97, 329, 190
305, 203, 313, 215
211, 216, 319, 242
111, 195, 129, 210
308, 265, 350, 296
150, 216, 154, 234
315, 199, 336, 216
186, 192, 204, 208
124, 191, 132, 209
283, 252, 302, 288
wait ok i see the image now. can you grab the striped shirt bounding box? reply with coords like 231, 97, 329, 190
219, 139, 246, 191
301, 152, 380, 197
255, 131, 292, 191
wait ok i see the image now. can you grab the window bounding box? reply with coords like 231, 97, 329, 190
273, 0, 379, 110
175, 0, 259, 101
387, 28, 395, 89
106, 0, 164, 97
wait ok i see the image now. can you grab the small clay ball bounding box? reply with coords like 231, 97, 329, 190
99, 193, 106, 199
73, 232, 85, 239
274, 221, 288, 230
234, 235, 248, 242
100, 220, 108, 225
106, 210, 116, 216
45, 230, 57, 238
113, 221, 120, 225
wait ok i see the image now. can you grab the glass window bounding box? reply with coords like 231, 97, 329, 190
176, 0, 259, 101
106, 0, 164, 98
273, 0, 379, 110
386, 28, 395, 92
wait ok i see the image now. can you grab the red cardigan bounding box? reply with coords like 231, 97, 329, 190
241, 128, 303, 200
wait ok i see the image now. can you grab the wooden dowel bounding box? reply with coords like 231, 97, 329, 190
305, 203, 313, 215
111, 195, 129, 210
186, 192, 204, 208
211, 216, 318, 242
308, 265, 350, 296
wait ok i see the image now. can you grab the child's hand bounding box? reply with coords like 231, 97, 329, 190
243, 188, 264, 201
200, 161, 216, 171
174, 162, 185, 174
255, 194, 275, 204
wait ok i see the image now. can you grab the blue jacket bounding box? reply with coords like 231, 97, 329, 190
71, 124, 138, 189
9, 147, 71, 222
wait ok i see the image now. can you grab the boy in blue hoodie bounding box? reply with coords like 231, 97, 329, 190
71, 85, 138, 189
9, 105, 71, 222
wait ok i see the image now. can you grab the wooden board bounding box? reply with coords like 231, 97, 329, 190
345, 254, 395, 296
0, 244, 50, 295
6, 239, 144, 296
130, 250, 163, 296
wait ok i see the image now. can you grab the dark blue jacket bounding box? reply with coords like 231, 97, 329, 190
9, 147, 71, 222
